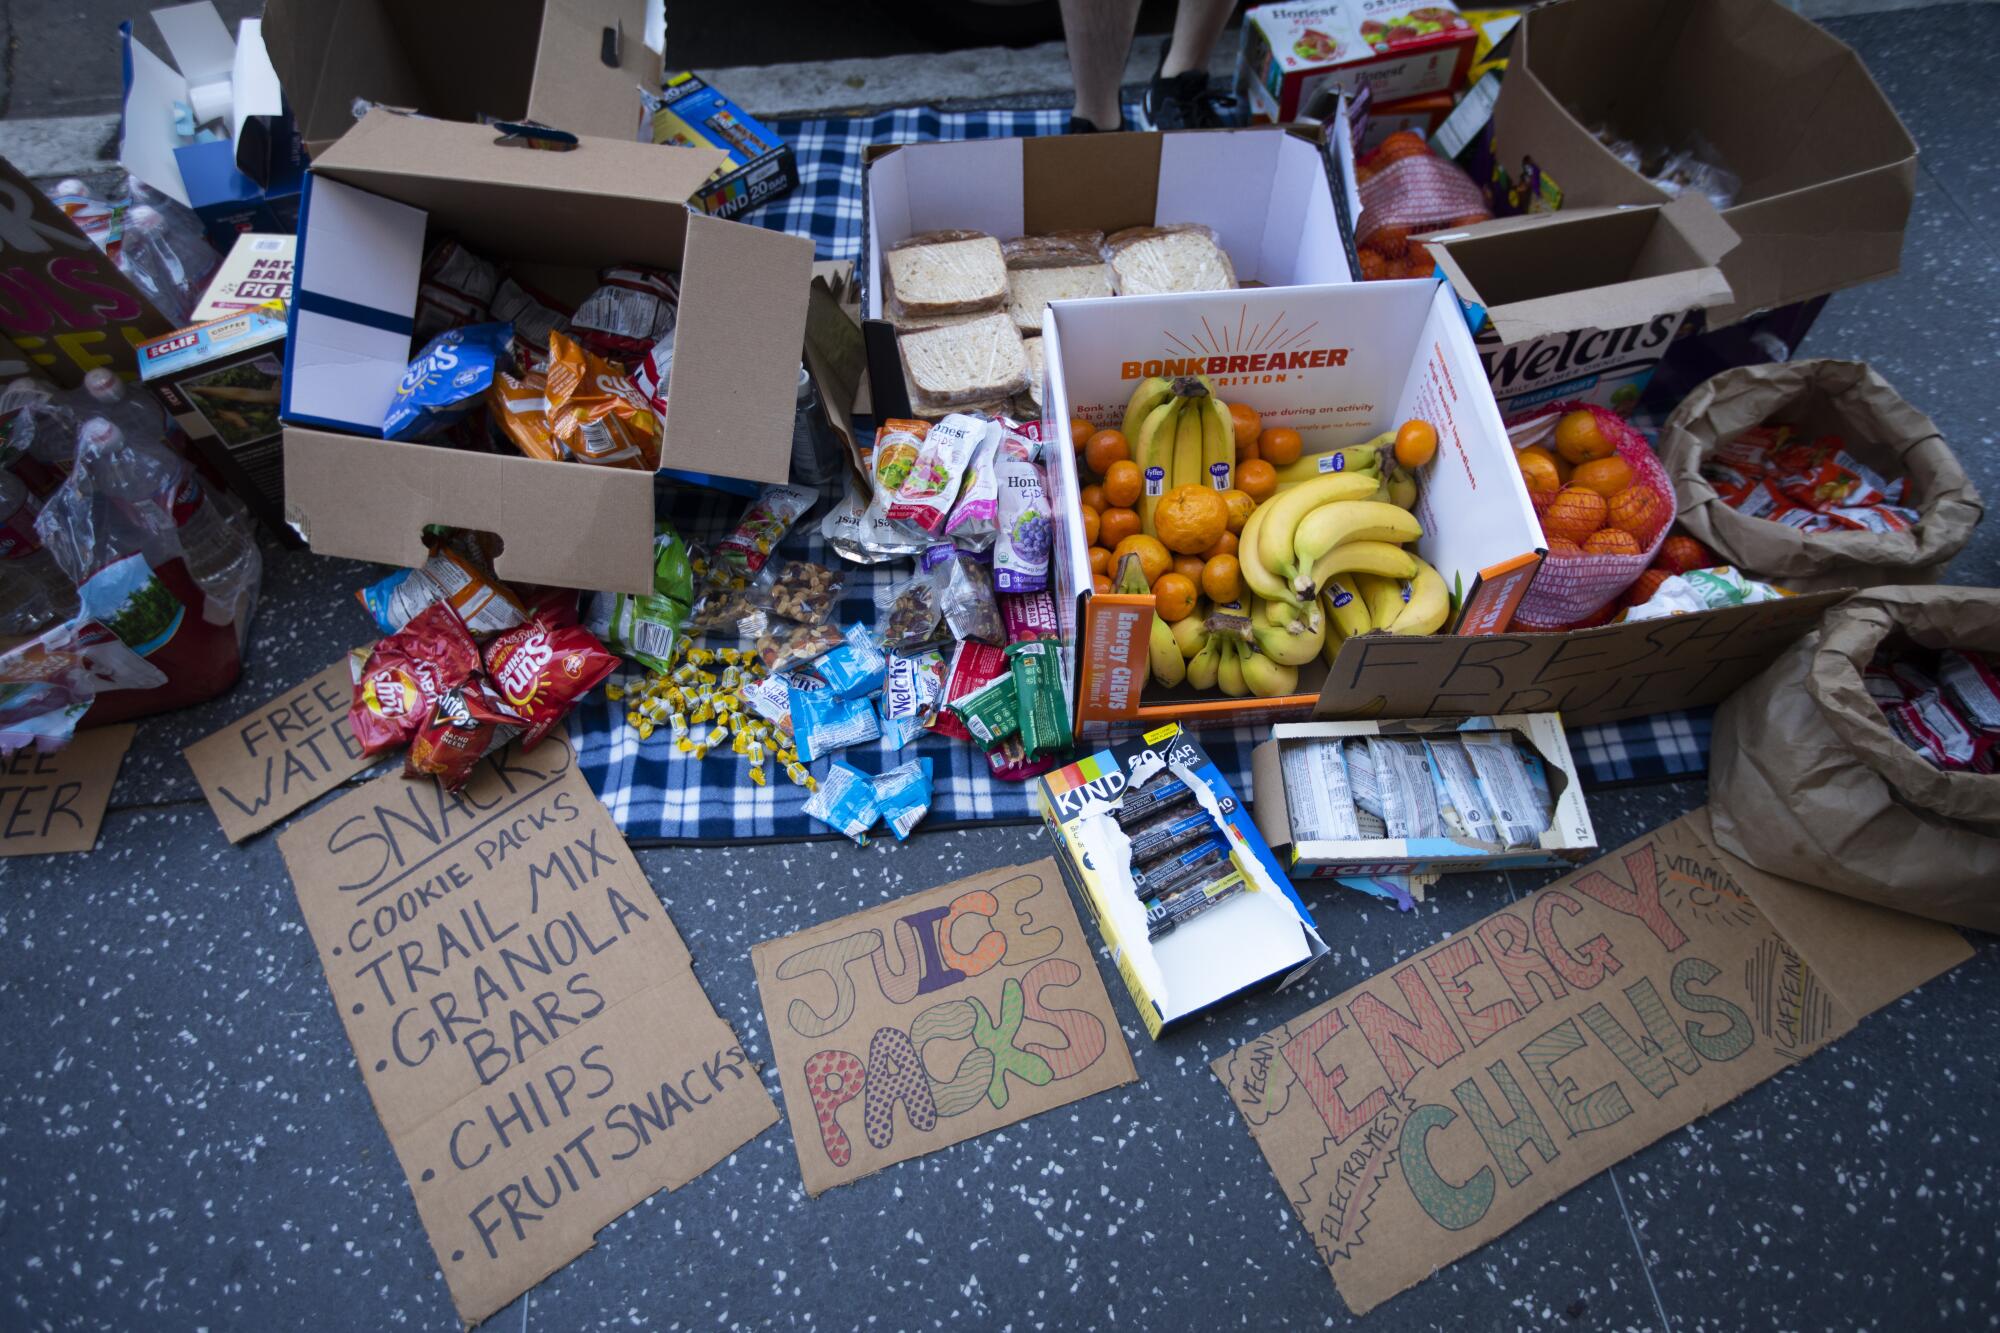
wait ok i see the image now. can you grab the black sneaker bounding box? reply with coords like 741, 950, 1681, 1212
1067, 114, 1129, 134
1143, 58, 1236, 130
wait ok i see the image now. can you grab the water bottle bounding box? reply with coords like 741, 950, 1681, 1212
116, 205, 217, 326
789, 365, 845, 486
0, 470, 76, 634
81, 368, 166, 445
0, 379, 79, 494
46, 177, 122, 258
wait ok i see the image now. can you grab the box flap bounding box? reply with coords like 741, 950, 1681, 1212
230, 17, 287, 145
523, 0, 659, 142
120, 25, 195, 205
663, 211, 814, 485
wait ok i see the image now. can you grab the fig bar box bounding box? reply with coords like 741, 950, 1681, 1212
193, 233, 295, 323
1241, 0, 1478, 122
1036, 723, 1328, 1038
1251, 714, 1597, 880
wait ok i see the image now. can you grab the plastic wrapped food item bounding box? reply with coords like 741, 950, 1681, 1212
879, 560, 949, 653
993, 452, 1051, 593
415, 238, 500, 341
1625, 566, 1789, 621
949, 670, 1019, 746
815, 623, 887, 700
483, 611, 619, 750
716, 483, 816, 572
930, 639, 1008, 742
1280, 739, 1361, 842
357, 541, 527, 637
1002, 230, 1106, 269
1368, 737, 1440, 840
756, 620, 846, 674
384, 322, 513, 440
790, 683, 880, 762
1940, 650, 2000, 731
873, 758, 935, 840
405, 677, 524, 792
1422, 738, 1495, 843
1460, 732, 1551, 850
544, 331, 661, 470
349, 602, 483, 756
825, 419, 932, 563
583, 522, 694, 674
883, 649, 947, 724
1102, 224, 1237, 295
942, 424, 1003, 549
491, 277, 572, 368
754, 556, 844, 625
805, 758, 882, 844
1006, 638, 1070, 759
1000, 589, 1061, 644
488, 370, 557, 462
570, 266, 678, 361
886, 414, 992, 535
934, 546, 1004, 645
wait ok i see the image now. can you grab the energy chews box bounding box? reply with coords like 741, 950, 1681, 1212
647, 71, 800, 221
1036, 723, 1328, 1037
1240, 0, 1479, 121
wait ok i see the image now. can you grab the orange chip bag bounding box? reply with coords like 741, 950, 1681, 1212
543, 330, 660, 470
489, 370, 562, 463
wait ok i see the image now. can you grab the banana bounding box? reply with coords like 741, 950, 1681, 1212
1271, 441, 1384, 489
1186, 634, 1222, 691
1122, 376, 1174, 443
1200, 392, 1234, 493
1150, 611, 1186, 687
1135, 397, 1181, 536
1389, 555, 1450, 636
1258, 472, 1382, 584
1255, 591, 1319, 637
1289, 500, 1424, 593
1237, 501, 1301, 608
1240, 646, 1300, 699
1205, 598, 1255, 646
1169, 611, 1209, 658
1170, 398, 1204, 494
1385, 463, 1419, 511
1303, 540, 1419, 594
1215, 638, 1248, 698
1320, 615, 1348, 667
1322, 574, 1373, 639
1252, 605, 1325, 667
1355, 572, 1408, 630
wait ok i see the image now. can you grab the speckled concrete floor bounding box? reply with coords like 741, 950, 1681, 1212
5, 9, 2000, 1331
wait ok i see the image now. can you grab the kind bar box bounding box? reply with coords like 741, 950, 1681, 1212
1240, 0, 1478, 122
194, 233, 295, 322
1252, 714, 1596, 881
647, 71, 799, 221
1041, 278, 1543, 740
140, 301, 290, 538
280, 111, 811, 594
1489, 0, 1916, 325
1036, 723, 1328, 1038
1426, 197, 1738, 422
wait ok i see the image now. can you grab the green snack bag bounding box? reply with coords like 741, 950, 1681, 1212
585, 522, 694, 673
1007, 639, 1072, 759
950, 671, 1020, 747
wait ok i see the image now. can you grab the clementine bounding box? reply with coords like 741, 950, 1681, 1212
1219, 489, 1255, 532
1394, 419, 1437, 469
1584, 528, 1642, 556
1171, 554, 1207, 584
1541, 486, 1608, 544
1516, 445, 1563, 493
1111, 533, 1172, 584
1080, 505, 1100, 547
1202, 530, 1239, 560
1103, 459, 1143, 507
1151, 573, 1198, 622
1544, 536, 1584, 557
1258, 427, 1303, 466
1069, 417, 1093, 454
1228, 402, 1261, 452
1655, 534, 1715, 575
1098, 506, 1141, 548
1080, 483, 1107, 512
1200, 554, 1242, 604
1625, 569, 1671, 607
1236, 459, 1278, 502
1092, 573, 1112, 593
1084, 429, 1130, 476
1570, 455, 1634, 498
1553, 409, 1615, 465
1606, 485, 1662, 540
1154, 485, 1230, 554
1088, 545, 1110, 575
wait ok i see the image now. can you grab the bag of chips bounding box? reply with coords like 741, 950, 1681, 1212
357, 539, 527, 637
571, 266, 679, 361
483, 610, 619, 750
349, 602, 483, 756
488, 369, 558, 463
404, 677, 524, 791
582, 523, 695, 674
383, 322, 513, 441
544, 331, 661, 470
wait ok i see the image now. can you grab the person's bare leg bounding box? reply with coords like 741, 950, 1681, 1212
1059, 0, 1142, 130
1159, 0, 1235, 77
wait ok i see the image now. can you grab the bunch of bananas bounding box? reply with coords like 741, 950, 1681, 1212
1148, 590, 1304, 700
1268, 430, 1419, 509
1122, 375, 1234, 534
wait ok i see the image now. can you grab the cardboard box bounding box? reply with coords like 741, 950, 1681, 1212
1251, 714, 1596, 880
1426, 197, 1738, 422
262, 0, 660, 156
1357, 90, 1456, 152
139, 301, 290, 539
861, 126, 1358, 418
194, 233, 295, 321
1239, 0, 1478, 122
1489, 0, 1917, 326
1035, 723, 1328, 1038
279, 112, 813, 594
646, 72, 800, 221
1041, 278, 1544, 740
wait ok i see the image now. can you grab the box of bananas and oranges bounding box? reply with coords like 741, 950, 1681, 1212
1040, 277, 1545, 739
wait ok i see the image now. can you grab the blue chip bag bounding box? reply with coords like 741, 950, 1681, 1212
816, 623, 888, 700
804, 759, 880, 845
789, 680, 880, 762
384, 322, 513, 440
873, 758, 934, 840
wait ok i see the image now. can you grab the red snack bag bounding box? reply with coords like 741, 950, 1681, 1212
405, 676, 524, 791
1712, 427, 1782, 473
349, 602, 482, 756
570, 266, 678, 362
484, 611, 619, 749
1826, 504, 1918, 534
1776, 448, 1895, 510
928, 638, 1007, 743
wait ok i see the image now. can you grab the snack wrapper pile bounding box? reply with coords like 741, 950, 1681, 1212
1703, 423, 1919, 536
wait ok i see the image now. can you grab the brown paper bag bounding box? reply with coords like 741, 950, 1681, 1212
1660, 359, 1981, 592
1709, 586, 2000, 930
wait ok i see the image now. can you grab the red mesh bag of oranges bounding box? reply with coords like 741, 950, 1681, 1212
1510, 403, 1677, 629
1353, 132, 1491, 281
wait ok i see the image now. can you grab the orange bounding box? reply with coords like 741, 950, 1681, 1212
1201, 553, 1242, 604
1655, 534, 1715, 575
1570, 455, 1634, 498
1220, 489, 1255, 532
1606, 485, 1662, 540
1625, 568, 1671, 607
1080, 483, 1107, 512
1202, 530, 1239, 560
1154, 485, 1230, 555
1088, 545, 1111, 575
1237, 459, 1278, 502
1258, 427, 1303, 466
1395, 419, 1438, 469
1171, 554, 1207, 584
1098, 506, 1140, 548
1084, 429, 1130, 476
1151, 573, 1198, 622
1553, 409, 1615, 465
1093, 573, 1112, 594
1228, 402, 1261, 452
1102, 459, 1143, 508
1544, 536, 1584, 557
1541, 486, 1607, 544
1237, 433, 1261, 464
1112, 533, 1172, 584
1584, 527, 1642, 556
1069, 417, 1094, 454
1080, 505, 1100, 547
1516, 446, 1563, 493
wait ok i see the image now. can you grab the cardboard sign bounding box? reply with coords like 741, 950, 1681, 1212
278, 735, 778, 1324
0, 724, 134, 856
0, 157, 174, 387
752, 859, 1136, 1195
185, 658, 373, 842
1316, 589, 1851, 727
1212, 809, 1970, 1315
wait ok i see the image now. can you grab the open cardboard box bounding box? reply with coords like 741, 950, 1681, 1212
1425, 196, 1739, 423
1489, 0, 1917, 326
263, 0, 659, 156
279, 111, 812, 595
1042, 278, 1545, 740
861, 126, 1358, 418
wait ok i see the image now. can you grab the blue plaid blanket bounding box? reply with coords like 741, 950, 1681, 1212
572, 104, 1709, 844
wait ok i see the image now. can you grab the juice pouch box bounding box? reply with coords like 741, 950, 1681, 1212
1241, 0, 1479, 121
